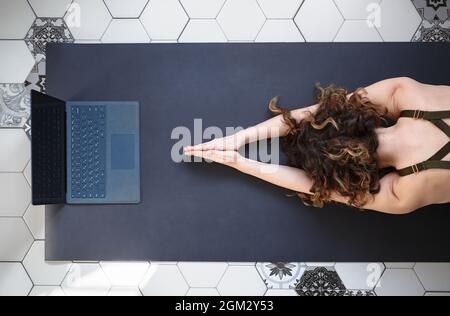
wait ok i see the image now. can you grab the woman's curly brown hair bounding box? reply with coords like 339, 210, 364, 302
270, 85, 388, 209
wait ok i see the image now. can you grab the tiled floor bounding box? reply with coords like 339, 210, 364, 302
0, 0, 449, 296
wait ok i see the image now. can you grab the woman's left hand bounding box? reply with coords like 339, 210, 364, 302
184, 149, 246, 168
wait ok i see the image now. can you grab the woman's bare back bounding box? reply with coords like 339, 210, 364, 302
391, 81, 450, 207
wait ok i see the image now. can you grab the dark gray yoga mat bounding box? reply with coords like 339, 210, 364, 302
45, 43, 450, 261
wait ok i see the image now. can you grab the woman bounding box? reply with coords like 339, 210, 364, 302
184, 77, 450, 215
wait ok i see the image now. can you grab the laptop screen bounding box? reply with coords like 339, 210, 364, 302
31, 90, 67, 205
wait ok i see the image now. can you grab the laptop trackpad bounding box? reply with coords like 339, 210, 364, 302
111, 134, 135, 170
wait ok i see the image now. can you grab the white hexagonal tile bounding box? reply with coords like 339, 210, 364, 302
0, 129, 30, 172
0, 263, 33, 296
64, 0, 112, 40
334, 0, 381, 20
140, 264, 189, 296
0, 173, 31, 217
0, 218, 33, 262
414, 263, 450, 292
140, 0, 189, 41
334, 20, 382, 42
29, 286, 66, 296
265, 289, 298, 296
100, 262, 150, 287
294, 0, 344, 42
0, 0, 35, 39
218, 266, 267, 296
23, 204, 45, 240
0, 41, 36, 83
62, 263, 111, 296
23, 160, 31, 184
28, 0, 73, 18
180, 0, 225, 18
425, 292, 450, 297
377, 0, 422, 42
23, 241, 72, 286
217, 0, 266, 41
335, 263, 384, 291
257, 262, 305, 289
108, 287, 142, 296
101, 19, 150, 43
178, 262, 228, 287
228, 262, 256, 266
384, 263, 415, 269
186, 288, 220, 296
179, 20, 227, 43
375, 269, 425, 296
306, 262, 335, 267
256, 20, 304, 42
257, 0, 304, 18
104, 0, 149, 18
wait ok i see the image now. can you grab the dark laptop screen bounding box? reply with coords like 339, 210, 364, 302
31, 90, 67, 205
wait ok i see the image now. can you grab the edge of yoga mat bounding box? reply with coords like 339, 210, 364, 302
45, 43, 450, 262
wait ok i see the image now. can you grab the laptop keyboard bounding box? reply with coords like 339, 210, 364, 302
70, 106, 107, 199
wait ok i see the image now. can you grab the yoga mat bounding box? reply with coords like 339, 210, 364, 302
45, 43, 450, 261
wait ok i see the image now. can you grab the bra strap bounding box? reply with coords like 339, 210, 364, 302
399, 110, 450, 120
398, 160, 450, 177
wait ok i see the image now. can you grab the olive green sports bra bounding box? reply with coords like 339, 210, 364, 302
397, 109, 450, 177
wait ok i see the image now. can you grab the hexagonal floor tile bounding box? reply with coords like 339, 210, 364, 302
140, 264, 189, 296
29, 286, 66, 296
0, 41, 36, 83
64, 0, 112, 40
23, 160, 31, 184
0, 129, 30, 172
384, 263, 416, 269
101, 19, 150, 43
217, 0, 266, 41
335, 263, 384, 291
295, 0, 344, 42
178, 262, 228, 287
413, 0, 450, 22
334, 0, 381, 20
0, 263, 33, 296
23, 204, 45, 240
257, 0, 304, 18
377, 0, 422, 41
62, 263, 111, 296
0, 0, 35, 39
0, 218, 33, 262
179, 20, 227, 43
180, 0, 225, 18
0, 173, 31, 217
218, 266, 267, 296
25, 18, 74, 62
140, 0, 189, 41
0, 84, 30, 128
23, 241, 72, 286
375, 269, 425, 296
295, 267, 346, 296
265, 289, 298, 296
100, 262, 150, 286
257, 262, 305, 289
28, 0, 73, 18
414, 263, 450, 292
334, 20, 382, 42
256, 20, 304, 42
104, 0, 149, 18
108, 287, 142, 296
186, 288, 220, 296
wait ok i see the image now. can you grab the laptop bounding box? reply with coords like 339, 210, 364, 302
31, 91, 141, 205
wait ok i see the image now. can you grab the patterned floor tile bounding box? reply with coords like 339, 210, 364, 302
295, 267, 346, 296
26, 59, 46, 93
413, 0, 449, 21
413, 19, 450, 41
0, 84, 30, 127
25, 18, 74, 62
256, 262, 305, 289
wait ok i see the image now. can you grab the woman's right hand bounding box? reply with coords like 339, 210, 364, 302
184, 132, 246, 153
